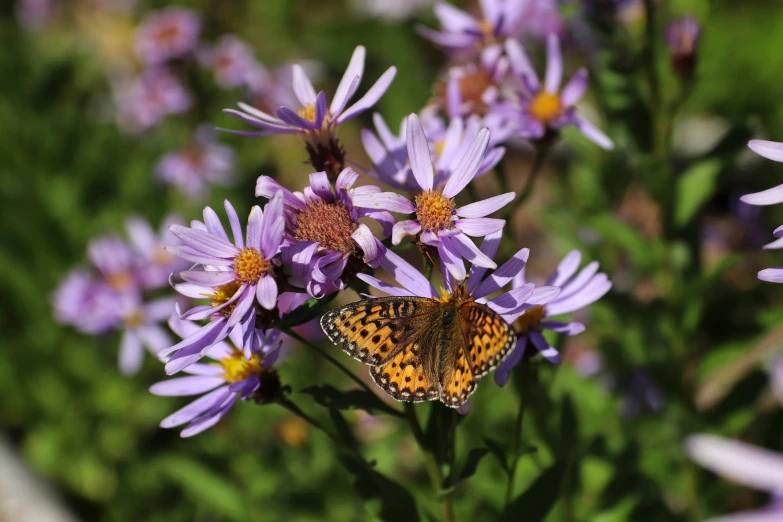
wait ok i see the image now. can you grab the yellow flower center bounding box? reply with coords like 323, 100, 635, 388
513, 305, 546, 334
294, 201, 357, 254
415, 191, 456, 232
297, 104, 316, 122
124, 309, 145, 328
207, 280, 242, 317
106, 271, 134, 292
529, 92, 564, 124
220, 349, 264, 383
233, 247, 271, 285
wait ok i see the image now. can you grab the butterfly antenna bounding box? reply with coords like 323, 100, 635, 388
423, 249, 442, 276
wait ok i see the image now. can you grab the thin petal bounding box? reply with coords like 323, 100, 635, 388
406, 113, 434, 191
749, 139, 783, 162
256, 274, 278, 310
530, 330, 561, 363
574, 116, 614, 150
245, 205, 263, 249
438, 237, 467, 281
356, 274, 412, 297
442, 128, 490, 199
450, 232, 497, 269
547, 250, 581, 287
560, 68, 588, 107
331, 46, 366, 116
202, 207, 230, 243
165, 245, 234, 266
505, 38, 539, 91
352, 192, 415, 214
379, 249, 437, 298
392, 220, 422, 245
150, 375, 225, 396
180, 270, 237, 287
170, 225, 239, 258
455, 217, 505, 237
741, 184, 783, 206
337, 67, 397, 124
474, 248, 529, 299
119, 331, 143, 375
160, 386, 230, 428
292, 64, 317, 106
260, 192, 285, 257
544, 34, 563, 93
495, 336, 527, 386
456, 192, 515, 218
759, 268, 783, 283
180, 395, 236, 437
224, 200, 244, 249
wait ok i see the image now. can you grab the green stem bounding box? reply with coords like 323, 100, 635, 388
424, 256, 434, 281
404, 403, 455, 522
505, 144, 550, 220
504, 361, 533, 508
495, 159, 509, 194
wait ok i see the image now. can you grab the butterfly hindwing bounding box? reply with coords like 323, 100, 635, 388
320, 296, 439, 366
370, 340, 440, 402
459, 301, 517, 378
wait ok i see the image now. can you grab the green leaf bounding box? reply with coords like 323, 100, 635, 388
675, 159, 722, 227
502, 462, 565, 522
339, 455, 421, 522
159, 457, 247, 521
301, 384, 400, 416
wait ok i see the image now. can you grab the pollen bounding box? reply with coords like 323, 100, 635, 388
233, 247, 271, 285
220, 349, 263, 383
106, 271, 135, 292
513, 305, 547, 334
458, 69, 494, 115
208, 280, 242, 316
529, 92, 564, 124
415, 190, 455, 232
294, 201, 357, 254
297, 103, 316, 122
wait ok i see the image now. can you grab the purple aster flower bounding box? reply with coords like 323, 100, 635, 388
114, 68, 192, 131
496, 249, 612, 385
500, 35, 614, 150
417, 0, 527, 53
256, 168, 389, 297
161, 196, 286, 374
741, 140, 783, 283
357, 231, 560, 407
361, 112, 506, 191
223, 46, 397, 179
125, 214, 188, 289
441, 45, 509, 119
115, 293, 176, 375
52, 270, 122, 335
87, 234, 143, 294
156, 125, 236, 199
199, 35, 258, 89
686, 434, 783, 522
356, 113, 513, 280
134, 7, 201, 65
244, 61, 324, 113
151, 317, 283, 437
665, 16, 700, 80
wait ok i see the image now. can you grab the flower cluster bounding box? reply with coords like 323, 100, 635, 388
53, 215, 187, 375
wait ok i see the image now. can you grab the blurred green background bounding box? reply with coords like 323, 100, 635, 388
3, 0, 783, 521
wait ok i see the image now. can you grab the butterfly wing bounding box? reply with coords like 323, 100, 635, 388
438, 342, 477, 408
459, 301, 517, 377
370, 338, 441, 403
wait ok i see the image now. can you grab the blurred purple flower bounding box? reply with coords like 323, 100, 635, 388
256, 169, 388, 297
500, 35, 614, 150
686, 434, 783, 522
87, 234, 143, 294
156, 126, 236, 199
151, 317, 283, 437
162, 197, 285, 374
741, 140, 783, 283
418, 0, 526, 53
115, 68, 192, 131
52, 270, 122, 335
357, 233, 560, 407
134, 7, 201, 65
517, 0, 564, 40
442, 45, 509, 119
126, 214, 188, 289
223, 46, 396, 179
496, 250, 611, 385
665, 16, 700, 79
115, 293, 175, 375
199, 35, 258, 89
362, 112, 506, 191
357, 113, 512, 280
16, 0, 57, 29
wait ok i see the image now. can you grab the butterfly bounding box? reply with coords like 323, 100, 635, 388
320, 284, 517, 408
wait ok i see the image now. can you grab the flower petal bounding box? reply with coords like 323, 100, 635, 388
455, 217, 505, 237
331, 46, 366, 116
379, 249, 437, 298
442, 128, 490, 199
392, 219, 422, 245
406, 113, 434, 191
256, 274, 278, 310
759, 268, 783, 283
574, 116, 614, 150
450, 232, 497, 269
170, 224, 240, 258
547, 250, 581, 287
352, 192, 415, 214
529, 330, 561, 363
292, 64, 317, 106
560, 68, 588, 107
119, 331, 143, 375
438, 237, 467, 280
456, 192, 515, 218
338, 67, 397, 124
495, 336, 527, 387
150, 375, 226, 396
505, 38, 539, 92
544, 34, 563, 93
741, 184, 783, 206
160, 386, 231, 428
474, 248, 529, 299
245, 205, 263, 249
749, 139, 783, 162
180, 270, 237, 287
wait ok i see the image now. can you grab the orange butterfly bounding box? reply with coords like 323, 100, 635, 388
320, 284, 516, 408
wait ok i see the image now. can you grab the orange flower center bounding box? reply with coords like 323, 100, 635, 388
297, 104, 316, 122
233, 247, 271, 285
294, 201, 357, 254
457, 69, 494, 115
513, 305, 546, 334
415, 191, 455, 232
106, 271, 134, 292
529, 92, 564, 124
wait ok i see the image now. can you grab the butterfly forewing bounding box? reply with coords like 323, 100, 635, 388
459, 301, 517, 378
320, 296, 440, 366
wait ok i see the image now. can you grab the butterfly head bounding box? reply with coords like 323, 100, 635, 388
437, 278, 471, 304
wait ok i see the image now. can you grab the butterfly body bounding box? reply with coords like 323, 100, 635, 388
320, 287, 517, 408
